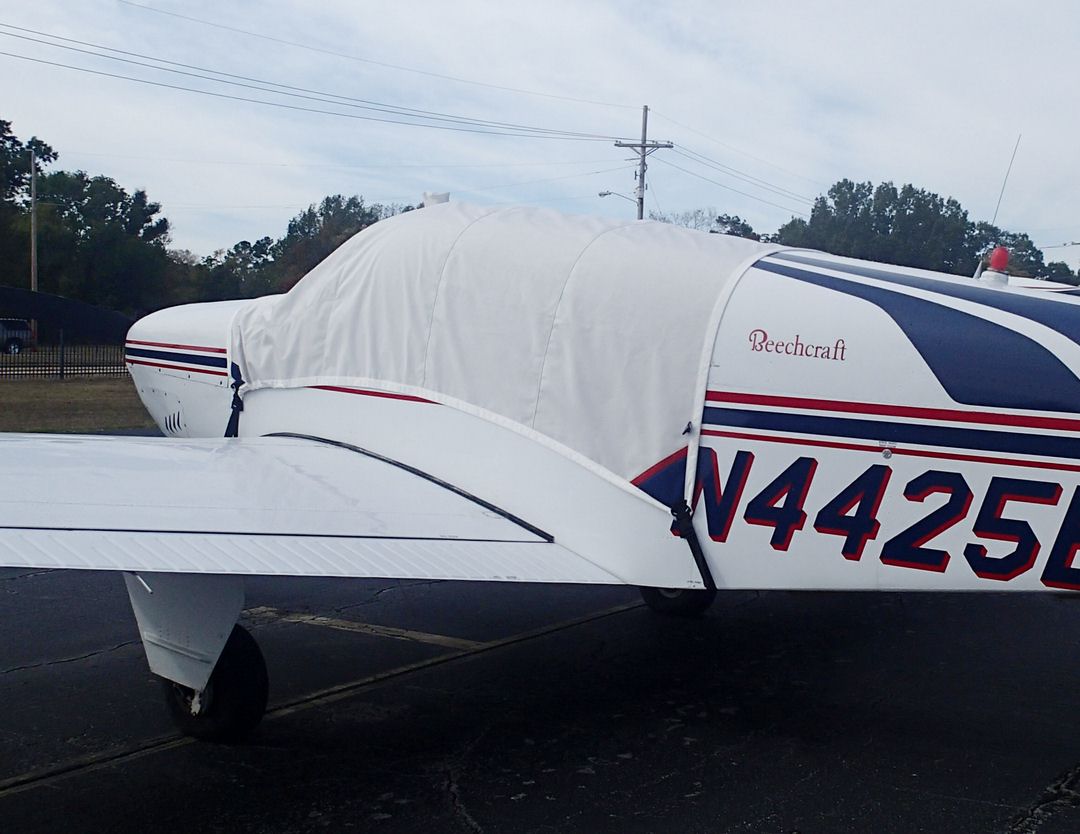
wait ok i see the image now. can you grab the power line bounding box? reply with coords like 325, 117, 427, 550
4, 20, 821, 220
3, 24, 827, 213
0, 25, 615, 139
116, 0, 637, 110
654, 157, 807, 217
1022, 224, 1080, 234
453, 165, 635, 195
651, 110, 828, 187
493, 193, 606, 205
60, 151, 617, 170
105, 166, 636, 212
672, 146, 814, 204
168, 204, 308, 210
0, 50, 618, 142
0, 26, 622, 141
0, 25, 585, 135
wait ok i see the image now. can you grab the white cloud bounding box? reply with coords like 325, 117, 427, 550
3, 0, 1077, 269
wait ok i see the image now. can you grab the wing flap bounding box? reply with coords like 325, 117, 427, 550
0, 434, 620, 584
1, 529, 616, 582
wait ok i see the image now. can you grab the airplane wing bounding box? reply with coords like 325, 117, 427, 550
0, 433, 621, 584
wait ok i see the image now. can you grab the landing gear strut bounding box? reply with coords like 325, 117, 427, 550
161, 623, 269, 742
639, 586, 717, 617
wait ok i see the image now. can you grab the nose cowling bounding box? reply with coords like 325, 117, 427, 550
125, 300, 252, 438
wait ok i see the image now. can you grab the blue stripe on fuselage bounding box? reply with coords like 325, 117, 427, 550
754, 259, 1080, 414
702, 407, 1080, 462
124, 347, 228, 368
771, 251, 1080, 345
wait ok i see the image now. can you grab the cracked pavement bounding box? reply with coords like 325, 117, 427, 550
0, 569, 1077, 833
1009, 765, 1080, 834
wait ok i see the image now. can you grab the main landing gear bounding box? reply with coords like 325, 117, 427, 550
123, 573, 267, 742
160, 624, 269, 742
639, 586, 717, 617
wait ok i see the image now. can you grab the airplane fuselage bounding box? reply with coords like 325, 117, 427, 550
126, 249, 1080, 595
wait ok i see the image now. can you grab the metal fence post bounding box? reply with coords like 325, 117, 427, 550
58, 329, 65, 380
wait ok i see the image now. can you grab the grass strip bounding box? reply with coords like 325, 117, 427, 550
0, 377, 157, 433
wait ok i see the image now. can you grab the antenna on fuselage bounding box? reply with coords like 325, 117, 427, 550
973, 133, 1022, 279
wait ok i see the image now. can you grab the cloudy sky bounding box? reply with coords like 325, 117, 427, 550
3, 0, 1078, 269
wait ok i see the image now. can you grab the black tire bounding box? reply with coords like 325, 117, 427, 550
4, 339, 22, 355
639, 586, 717, 617
161, 623, 269, 742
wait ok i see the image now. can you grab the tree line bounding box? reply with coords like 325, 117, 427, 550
653, 181, 1078, 284
0, 119, 412, 316
2, 117, 1076, 318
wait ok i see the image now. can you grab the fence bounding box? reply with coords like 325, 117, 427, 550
0, 339, 126, 379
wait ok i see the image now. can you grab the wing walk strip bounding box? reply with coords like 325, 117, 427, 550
0, 600, 643, 798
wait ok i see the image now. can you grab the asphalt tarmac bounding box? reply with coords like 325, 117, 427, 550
1, 567, 1078, 834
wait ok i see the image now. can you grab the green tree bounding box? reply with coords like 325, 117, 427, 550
1042, 261, 1079, 284
713, 213, 759, 240
269, 195, 385, 291
164, 197, 413, 303
0, 120, 58, 289
160, 248, 206, 307
775, 179, 973, 273
0, 118, 56, 205
33, 171, 171, 312
197, 237, 276, 301
773, 178, 1048, 277
966, 222, 1045, 277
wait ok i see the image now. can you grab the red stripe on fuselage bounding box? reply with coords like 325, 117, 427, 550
700, 429, 1080, 474
705, 391, 1080, 433
311, 385, 435, 404
125, 339, 227, 354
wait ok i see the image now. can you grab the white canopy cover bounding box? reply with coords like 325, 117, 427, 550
231, 202, 778, 484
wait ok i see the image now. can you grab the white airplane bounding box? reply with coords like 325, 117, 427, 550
3, 201, 1079, 741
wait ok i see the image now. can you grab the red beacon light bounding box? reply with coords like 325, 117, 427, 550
978, 245, 1010, 285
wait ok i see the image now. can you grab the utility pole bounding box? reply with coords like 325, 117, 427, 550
29, 148, 37, 294
614, 105, 672, 220
29, 148, 38, 346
